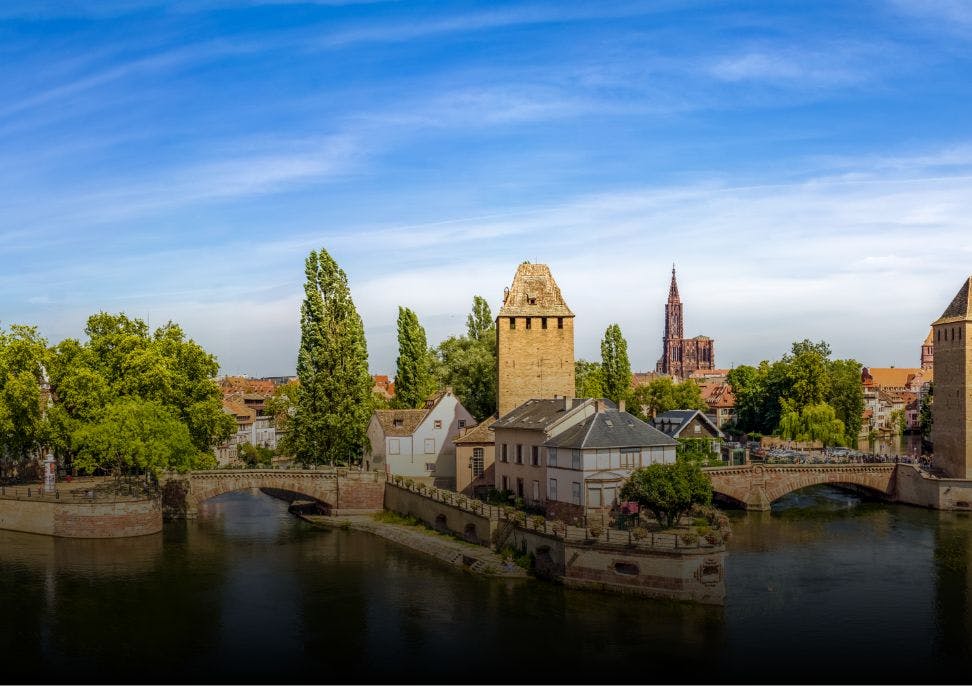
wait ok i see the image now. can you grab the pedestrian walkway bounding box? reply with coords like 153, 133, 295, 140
300, 514, 529, 578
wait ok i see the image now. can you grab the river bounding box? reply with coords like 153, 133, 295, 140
1, 487, 971, 683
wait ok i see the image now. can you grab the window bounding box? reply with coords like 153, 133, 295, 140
516, 478, 524, 497
541, 317, 547, 329
527, 296, 537, 305
526, 317, 532, 330
532, 480, 540, 502
557, 317, 563, 329
501, 444, 509, 463
509, 318, 516, 330
458, 419, 466, 429
389, 439, 400, 455
604, 486, 617, 506
424, 438, 435, 454
694, 424, 701, 434
501, 475, 509, 491
588, 486, 602, 508
425, 462, 437, 473
472, 447, 484, 478
571, 481, 581, 505
549, 478, 558, 500
621, 447, 638, 468
434, 420, 442, 429
548, 447, 558, 467
531, 445, 539, 466
571, 448, 582, 469
393, 419, 403, 427
516, 444, 523, 464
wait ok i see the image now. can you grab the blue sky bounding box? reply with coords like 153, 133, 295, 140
3, 0, 972, 377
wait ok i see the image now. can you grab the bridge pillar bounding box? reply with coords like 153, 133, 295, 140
744, 486, 770, 511
161, 475, 197, 519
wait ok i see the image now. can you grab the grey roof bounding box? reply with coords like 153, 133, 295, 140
493, 397, 609, 430
934, 276, 972, 324
544, 409, 676, 449
651, 409, 723, 439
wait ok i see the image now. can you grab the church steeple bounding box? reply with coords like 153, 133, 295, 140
668, 264, 680, 302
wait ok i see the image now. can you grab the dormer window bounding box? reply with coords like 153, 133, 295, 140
527, 295, 537, 305
393, 419, 403, 427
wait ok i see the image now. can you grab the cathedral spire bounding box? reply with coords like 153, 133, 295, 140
668, 264, 680, 302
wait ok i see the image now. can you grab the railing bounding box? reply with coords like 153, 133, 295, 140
387, 474, 726, 551
0, 482, 157, 502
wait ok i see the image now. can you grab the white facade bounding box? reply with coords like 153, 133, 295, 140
366, 391, 474, 487
545, 443, 676, 510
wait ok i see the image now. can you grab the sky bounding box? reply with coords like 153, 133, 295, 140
3, 0, 972, 377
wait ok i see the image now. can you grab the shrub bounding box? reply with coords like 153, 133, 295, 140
631, 526, 648, 541
588, 523, 604, 538
530, 515, 546, 531
680, 532, 699, 546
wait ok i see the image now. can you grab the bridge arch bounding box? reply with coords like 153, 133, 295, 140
704, 464, 897, 511
160, 469, 385, 519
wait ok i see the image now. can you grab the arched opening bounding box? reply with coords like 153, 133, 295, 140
712, 491, 748, 510
463, 523, 478, 543
769, 483, 889, 512
434, 514, 448, 533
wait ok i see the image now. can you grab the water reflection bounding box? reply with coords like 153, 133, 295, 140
3, 487, 972, 682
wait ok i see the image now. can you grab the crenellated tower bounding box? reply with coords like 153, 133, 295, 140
932, 277, 972, 478
496, 263, 575, 416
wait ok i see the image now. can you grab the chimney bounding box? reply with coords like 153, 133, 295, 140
595, 398, 606, 413
445, 386, 453, 395
564, 396, 573, 411
618, 399, 626, 413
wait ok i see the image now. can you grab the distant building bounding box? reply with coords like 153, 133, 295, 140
699, 382, 736, 429
365, 388, 474, 489
861, 365, 931, 435
931, 277, 972, 478
372, 374, 395, 401
652, 409, 723, 459
453, 416, 496, 497
496, 262, 575, 417
215, 399, 278, 466
921, 328, 935, 372
656, 266, 716, 379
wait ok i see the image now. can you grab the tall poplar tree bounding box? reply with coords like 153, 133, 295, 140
289, 249, 373, 465
600, 323, 631, 405
394, 306, 436, 408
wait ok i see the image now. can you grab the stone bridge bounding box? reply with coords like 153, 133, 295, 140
160, 468, 386, 519
703, 463, 898, 510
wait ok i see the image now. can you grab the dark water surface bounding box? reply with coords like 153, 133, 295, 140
1, 487, 971, 684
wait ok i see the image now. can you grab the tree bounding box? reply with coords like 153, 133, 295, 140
778, 400, 847, 447
433, 296, 497, 420
919, 383, 933, 438
676, 438, 721, 467
620, 462, 713, 529
394, 306, 436, 408
0, 325, 50, 475
71, 398, 212, 476
600, 324, 631, 405
627, 376, 707, 421
574, 359, 603, 398
265, 379, 299, 441
237, 442, 274, 468
826, 358, 864, 443
288, 249, 374, 465
46, 313, 235, 471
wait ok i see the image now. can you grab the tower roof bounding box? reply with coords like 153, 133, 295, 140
668, 264, 680, 302
933, 277, 972, 325
497, 262, 574, 318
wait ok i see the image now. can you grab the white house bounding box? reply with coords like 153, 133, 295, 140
365, 388, 474, 489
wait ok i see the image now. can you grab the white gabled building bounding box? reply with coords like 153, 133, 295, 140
365, 388, 474, 489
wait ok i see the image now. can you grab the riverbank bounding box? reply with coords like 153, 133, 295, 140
299, 512, 530, 578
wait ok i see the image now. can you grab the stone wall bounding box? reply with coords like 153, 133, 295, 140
0, 495, 162, 538
893, 463, 972, 510
496, 317, 575, 417
383, 482, 492, 546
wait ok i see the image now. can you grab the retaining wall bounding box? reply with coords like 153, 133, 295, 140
893, 463, 972, 510
383, 482, 492, 546
0, 495, 162, 538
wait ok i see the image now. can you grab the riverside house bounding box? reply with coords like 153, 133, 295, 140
365, 388, 474, 490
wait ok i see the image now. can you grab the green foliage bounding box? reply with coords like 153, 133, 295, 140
71, 398, 212, 476
265, 379, 299, 439
0, 325, 50, 468
574, 359, 604, 398
778, 400, 848, 447
676, 437, 722, 467
43, 313, 234, 475
394, 306, 437, 408
627, 376, 707, 421
433, 296, 497, 420
287, 249, 374, 465
237, 442, 274, 467
600, 324, 631, 405
726, 340, 863, 442
619, 462, 713, 529
919, 383, 933, 437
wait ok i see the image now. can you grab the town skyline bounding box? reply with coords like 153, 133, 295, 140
3, 1, 971, 375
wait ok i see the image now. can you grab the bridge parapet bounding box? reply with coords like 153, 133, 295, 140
703, 463, 897, 511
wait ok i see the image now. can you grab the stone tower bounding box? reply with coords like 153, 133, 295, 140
921, 327, 935, 371
496, 262, 575, 417
931, 277, 972, 478
656, 266, 715, 378
661, 265, 684, 375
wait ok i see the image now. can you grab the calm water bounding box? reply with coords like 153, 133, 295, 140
2, 488, 971, 684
